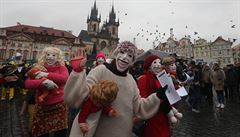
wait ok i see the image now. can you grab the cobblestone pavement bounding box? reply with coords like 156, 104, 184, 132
0, 92, 28, 137
1, 92, 240, 137
172, 97, 240, 137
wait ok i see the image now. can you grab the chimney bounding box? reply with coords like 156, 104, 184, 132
170, 28, 173, 38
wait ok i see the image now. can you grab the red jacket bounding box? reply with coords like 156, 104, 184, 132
78, 98, 113, 124
138, 73, 171, 137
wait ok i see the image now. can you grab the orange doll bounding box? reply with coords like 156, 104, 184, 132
27, 67, 59, 102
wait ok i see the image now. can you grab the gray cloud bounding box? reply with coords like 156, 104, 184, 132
1, 0, 239, 50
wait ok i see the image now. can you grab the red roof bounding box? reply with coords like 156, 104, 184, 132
2, 24, 76, 38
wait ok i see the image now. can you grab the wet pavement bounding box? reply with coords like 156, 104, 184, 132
0, 92, 28, 137
172, 97, 240, 137
1, 91, 240, 137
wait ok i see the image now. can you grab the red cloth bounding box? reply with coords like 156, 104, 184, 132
0, 77, 4, 85
78, 98, 113, 124
138, 73, 171, 137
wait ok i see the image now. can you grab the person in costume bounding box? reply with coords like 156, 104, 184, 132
95, 52, 106, 66
25, 47, 69, 137
64, 41, 168, 137
14, 52, 28, 95
161, 57, 183, 123
137, 55, 173, 137
1, 61, 19, 101
78, 80, 118, 136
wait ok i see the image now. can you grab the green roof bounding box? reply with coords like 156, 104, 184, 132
78, 30, 92, 42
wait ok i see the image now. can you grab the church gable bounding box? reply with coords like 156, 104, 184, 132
52, 38, 72, 46
7, 33, 33, 42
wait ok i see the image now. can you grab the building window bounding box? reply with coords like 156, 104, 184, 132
32, 51, 37, 60
9, 49, 14, 59
0, 49, 5, 59
16, 49, 22, 54
93, 24, 96, 32
11, 43, 15, 47
23, 50, 28, 60
112, 27, 115, 35
100, 41, 107, 49
18, 43, 23, 47
228, 58, 231, 63
65, 53, 69, 60
222, 59, 225, 63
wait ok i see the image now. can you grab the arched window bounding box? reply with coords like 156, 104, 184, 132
112, 27, 115, 35
23, 50, 28, 60
32, 51, 37, 60
100, 41, 107, 50
16, 49, 22, 54
93, 24, 96, 32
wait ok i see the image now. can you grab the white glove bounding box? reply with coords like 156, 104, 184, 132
42, 79, 58, 90
35, 72, 49, 79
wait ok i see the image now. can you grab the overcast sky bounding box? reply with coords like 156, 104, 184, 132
1, 0, 239, 50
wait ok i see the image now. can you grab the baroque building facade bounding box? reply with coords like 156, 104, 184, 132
193, 38, 212, 63
232, 44, 240, 64
155, 31, 235, 66
78, 1, 119, 59
155, 28, 179, 54
0, 24, 85, 62
210, 36, 233, 66
177, 37, 193, 58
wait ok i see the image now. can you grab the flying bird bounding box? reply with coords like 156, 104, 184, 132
231, 25, 235, 28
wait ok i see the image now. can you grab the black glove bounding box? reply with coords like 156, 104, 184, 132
159, 100, 171, 114
156, 85, 168, 100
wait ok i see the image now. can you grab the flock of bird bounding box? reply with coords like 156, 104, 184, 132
113, 1, 238, 45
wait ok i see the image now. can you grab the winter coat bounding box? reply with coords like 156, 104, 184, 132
210, 68, 225, 91
138, 73, 171, 137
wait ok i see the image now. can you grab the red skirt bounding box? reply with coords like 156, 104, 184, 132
32, 102, 68, 137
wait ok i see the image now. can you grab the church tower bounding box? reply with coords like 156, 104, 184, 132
105, 5, 119, 39
87, 0, 101, 36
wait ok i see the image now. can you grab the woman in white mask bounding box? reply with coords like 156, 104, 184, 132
64, 41, 168, 137
25, 47, 69, 137
137, 55, 172, 137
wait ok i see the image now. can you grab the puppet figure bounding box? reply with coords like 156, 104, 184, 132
27, 67, 59, 102
78, 80, 118, 135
